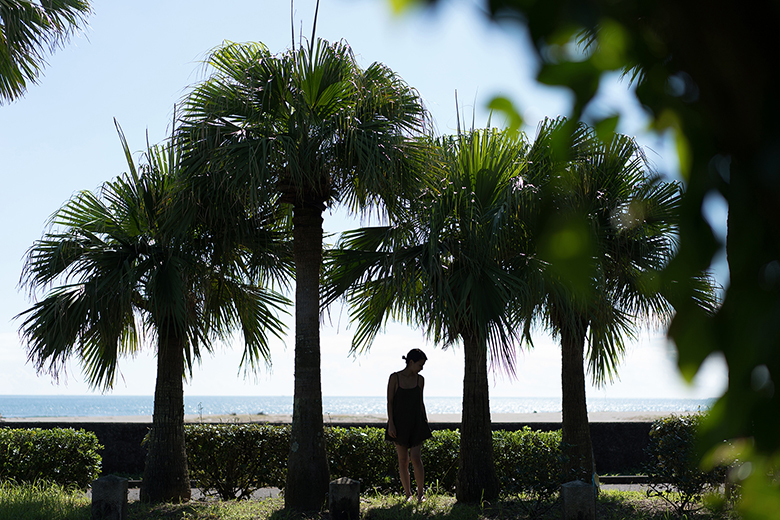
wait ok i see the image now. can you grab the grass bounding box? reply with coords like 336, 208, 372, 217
0, 481, 91, 520
0, 482, 741, 520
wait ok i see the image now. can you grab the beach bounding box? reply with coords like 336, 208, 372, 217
3, 410, 674, 424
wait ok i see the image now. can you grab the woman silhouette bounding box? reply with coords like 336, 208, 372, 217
386, 348, 432, 501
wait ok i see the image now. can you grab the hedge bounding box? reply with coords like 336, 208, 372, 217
185, 424, 288, 499
184, 424, 564, 501
0, 428, 102, 489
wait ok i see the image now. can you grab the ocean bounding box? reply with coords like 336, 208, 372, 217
0, 395, 715, 419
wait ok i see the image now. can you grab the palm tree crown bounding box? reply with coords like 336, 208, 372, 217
1, 0, 91, 103
179, 39, 427, 215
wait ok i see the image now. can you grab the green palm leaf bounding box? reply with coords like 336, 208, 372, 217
0, 0, 91, 103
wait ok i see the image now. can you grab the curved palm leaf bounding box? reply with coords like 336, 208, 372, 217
0, 0, 91, 103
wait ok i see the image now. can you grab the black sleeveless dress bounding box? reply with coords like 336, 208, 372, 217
385, 373, 432, 448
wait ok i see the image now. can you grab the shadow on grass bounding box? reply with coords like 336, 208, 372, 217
359, 492, 722, 520
114, 491, 731, 520
126, 496, 285, 520
360, 494, 559, 520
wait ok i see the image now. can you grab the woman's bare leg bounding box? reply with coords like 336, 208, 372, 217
395, 444, 412, 498
410, 445, 425, 500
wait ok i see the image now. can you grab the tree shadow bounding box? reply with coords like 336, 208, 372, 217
361, 493, 705, 520
120, 492, 726, 520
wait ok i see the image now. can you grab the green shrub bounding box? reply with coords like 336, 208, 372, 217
183, 424, 564, 500
325, 426, 560, 498
326, 427, 460, 493
424, 429, 460, 493
643, 414, 727, 515
494, 427, 564, 516
326, 426, 397, 492
185, 424, 289, 500
0, 428, 102, 489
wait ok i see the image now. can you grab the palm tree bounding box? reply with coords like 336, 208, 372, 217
326, 128, 544, 502
177, 38, 428, 510
0, 0, 91, 104
16, 126, 291, 503
525, 118, 715, 481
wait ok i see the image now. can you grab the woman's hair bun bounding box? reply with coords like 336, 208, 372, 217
404, 348, 427, 363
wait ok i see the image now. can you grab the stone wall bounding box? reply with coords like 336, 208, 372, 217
3, 421, 650, 476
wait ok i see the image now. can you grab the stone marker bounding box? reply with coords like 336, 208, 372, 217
329, 477, 360, 520
91, 475, 128, 520
561, 480, 595, 520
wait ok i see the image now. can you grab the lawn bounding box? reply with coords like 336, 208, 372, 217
0, 482, 739, 520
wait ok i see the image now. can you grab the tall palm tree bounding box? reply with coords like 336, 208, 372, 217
177, 38, 428, 510
0, 0, 91, 104
525, 118, 716, 481
17, 126, 291, 503
326, 128, 544, 502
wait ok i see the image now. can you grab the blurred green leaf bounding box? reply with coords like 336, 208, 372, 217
487, 96, 524, 133
593, 115, 619, 143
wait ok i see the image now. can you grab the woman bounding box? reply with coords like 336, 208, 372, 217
386, 348, 432, 502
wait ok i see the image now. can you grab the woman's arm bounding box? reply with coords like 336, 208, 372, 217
387, 372, 398, 438
419, 375, 428, 418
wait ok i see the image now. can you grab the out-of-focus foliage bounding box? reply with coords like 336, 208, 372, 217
393, 0, 780, 516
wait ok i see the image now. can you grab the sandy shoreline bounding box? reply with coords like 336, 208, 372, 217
2, 410, 676, 424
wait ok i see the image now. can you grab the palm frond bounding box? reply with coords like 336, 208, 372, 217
328, 128, 539, 373
0, 0, 91, 103
17, 121, 292, 387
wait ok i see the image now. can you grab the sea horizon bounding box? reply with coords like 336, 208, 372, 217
0, 394, 716, 419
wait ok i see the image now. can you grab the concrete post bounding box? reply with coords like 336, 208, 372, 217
329, 477, 360, 520
561, 480, 595, 520
91, 475, 128, 520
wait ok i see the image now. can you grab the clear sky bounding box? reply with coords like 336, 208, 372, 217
0, 0, 728, 400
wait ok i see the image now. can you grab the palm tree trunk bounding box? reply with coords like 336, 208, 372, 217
141, 325, 191, 503
456, 334, 500, 502
561, 321, 595, 482
285, 203, 329, 511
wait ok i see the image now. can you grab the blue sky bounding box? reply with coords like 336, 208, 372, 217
0, 0, 727, 399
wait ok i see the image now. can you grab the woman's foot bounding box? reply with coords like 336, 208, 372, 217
417, 492, 426, 503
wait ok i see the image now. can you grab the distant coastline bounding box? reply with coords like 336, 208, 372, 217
3, 410, 679, 424
0, 394, 715, 420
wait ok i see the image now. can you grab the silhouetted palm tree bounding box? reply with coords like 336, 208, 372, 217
326, 128, 544, 502
525, 118, 716, 481
17, 126, 290, 503
177, 38, 428, 510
